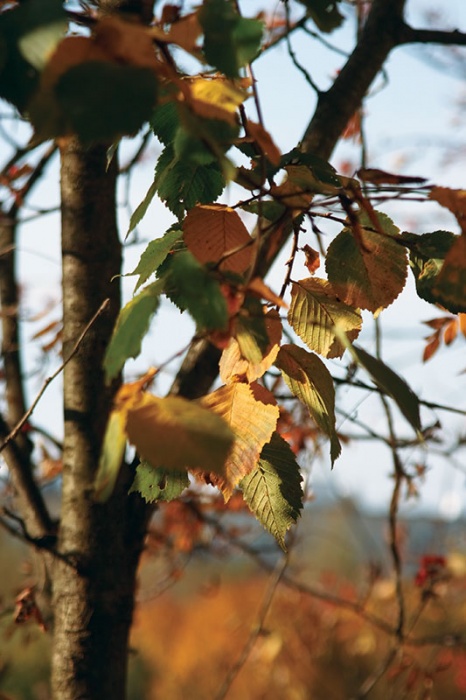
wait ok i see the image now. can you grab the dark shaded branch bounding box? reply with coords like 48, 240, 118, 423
0, 413, 53, 536
399, 25, 466, 46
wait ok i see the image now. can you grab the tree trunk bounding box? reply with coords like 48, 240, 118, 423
50, 141, 147, 699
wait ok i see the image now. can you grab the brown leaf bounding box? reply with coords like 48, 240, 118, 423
183, 204, 254, 274
429, 186, 466, 234
151, 12, 202, 54
302, 244, 320, 274
14, 588, 46, 631
357, 168, 427, 185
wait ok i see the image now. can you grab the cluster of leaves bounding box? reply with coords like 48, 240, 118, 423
2, 0, 466, 550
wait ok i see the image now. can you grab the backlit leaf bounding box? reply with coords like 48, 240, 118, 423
200, 382, 279, 499
276, 344, 341, 463
126, 393, 235, 473
104, 279, 163, 382
186, 76, 249, 124
220, 309, 282, 383
129, 463, 189, 503
288, 278, 362, 358
199, 0, 263, 77
235, 296, 270, 365
241, 433, 303, 550
164, 251, 228, 331
326, 211, 408, 315
129, 227, 183, 292
183, 204, 254, 274
94, 409, 127, 502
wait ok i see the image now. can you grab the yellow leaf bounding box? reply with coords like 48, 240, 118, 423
288, 278, 362, 358
183, 204, 254, 274
184, 76, 249, 123
126, 393, 235, 473
94, 408, 127, 503
94, 368, 158, 502
200, 382, 279, 499
220, 309, 282, 383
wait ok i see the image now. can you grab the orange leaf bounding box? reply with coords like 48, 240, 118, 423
247, 277, 287, 308
459, 313, 466, 337
183, 204, 254, 274
199, 382, 279, 499
423, 333, 440, 362
245, 119, 281, 166
443, 318, 458, 345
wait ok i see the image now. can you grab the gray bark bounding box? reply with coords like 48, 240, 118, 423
50, 141, 147, 699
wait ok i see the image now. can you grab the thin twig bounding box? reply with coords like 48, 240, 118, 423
215, 551, 290, 700
0, 298, 110, 454
375, 319, 406, 641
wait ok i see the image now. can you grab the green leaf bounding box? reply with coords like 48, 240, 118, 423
199, 0, 263, 77
276, 344, 341, 464
94, 409, 127, 503
288, 278, 362, 358
30, 62, 158, 144
241, 433, 303, 551
0, 0, 65, 111
295, 0, 344, 32
150, 100, 180, 145
104, 279, 163, 382
165, 251, 228, 330
129, 462, 189, 503
127, 180, 158, 236
281, 149, 342, 189
338, 335, 422, 434
326, 211, 408, 316
126, 393, 235, 474
155, 144, 225, 218
129, 227, 183, 292
401, 230, 466, 312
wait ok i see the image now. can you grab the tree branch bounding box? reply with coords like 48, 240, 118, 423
399, 25, 466, 46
